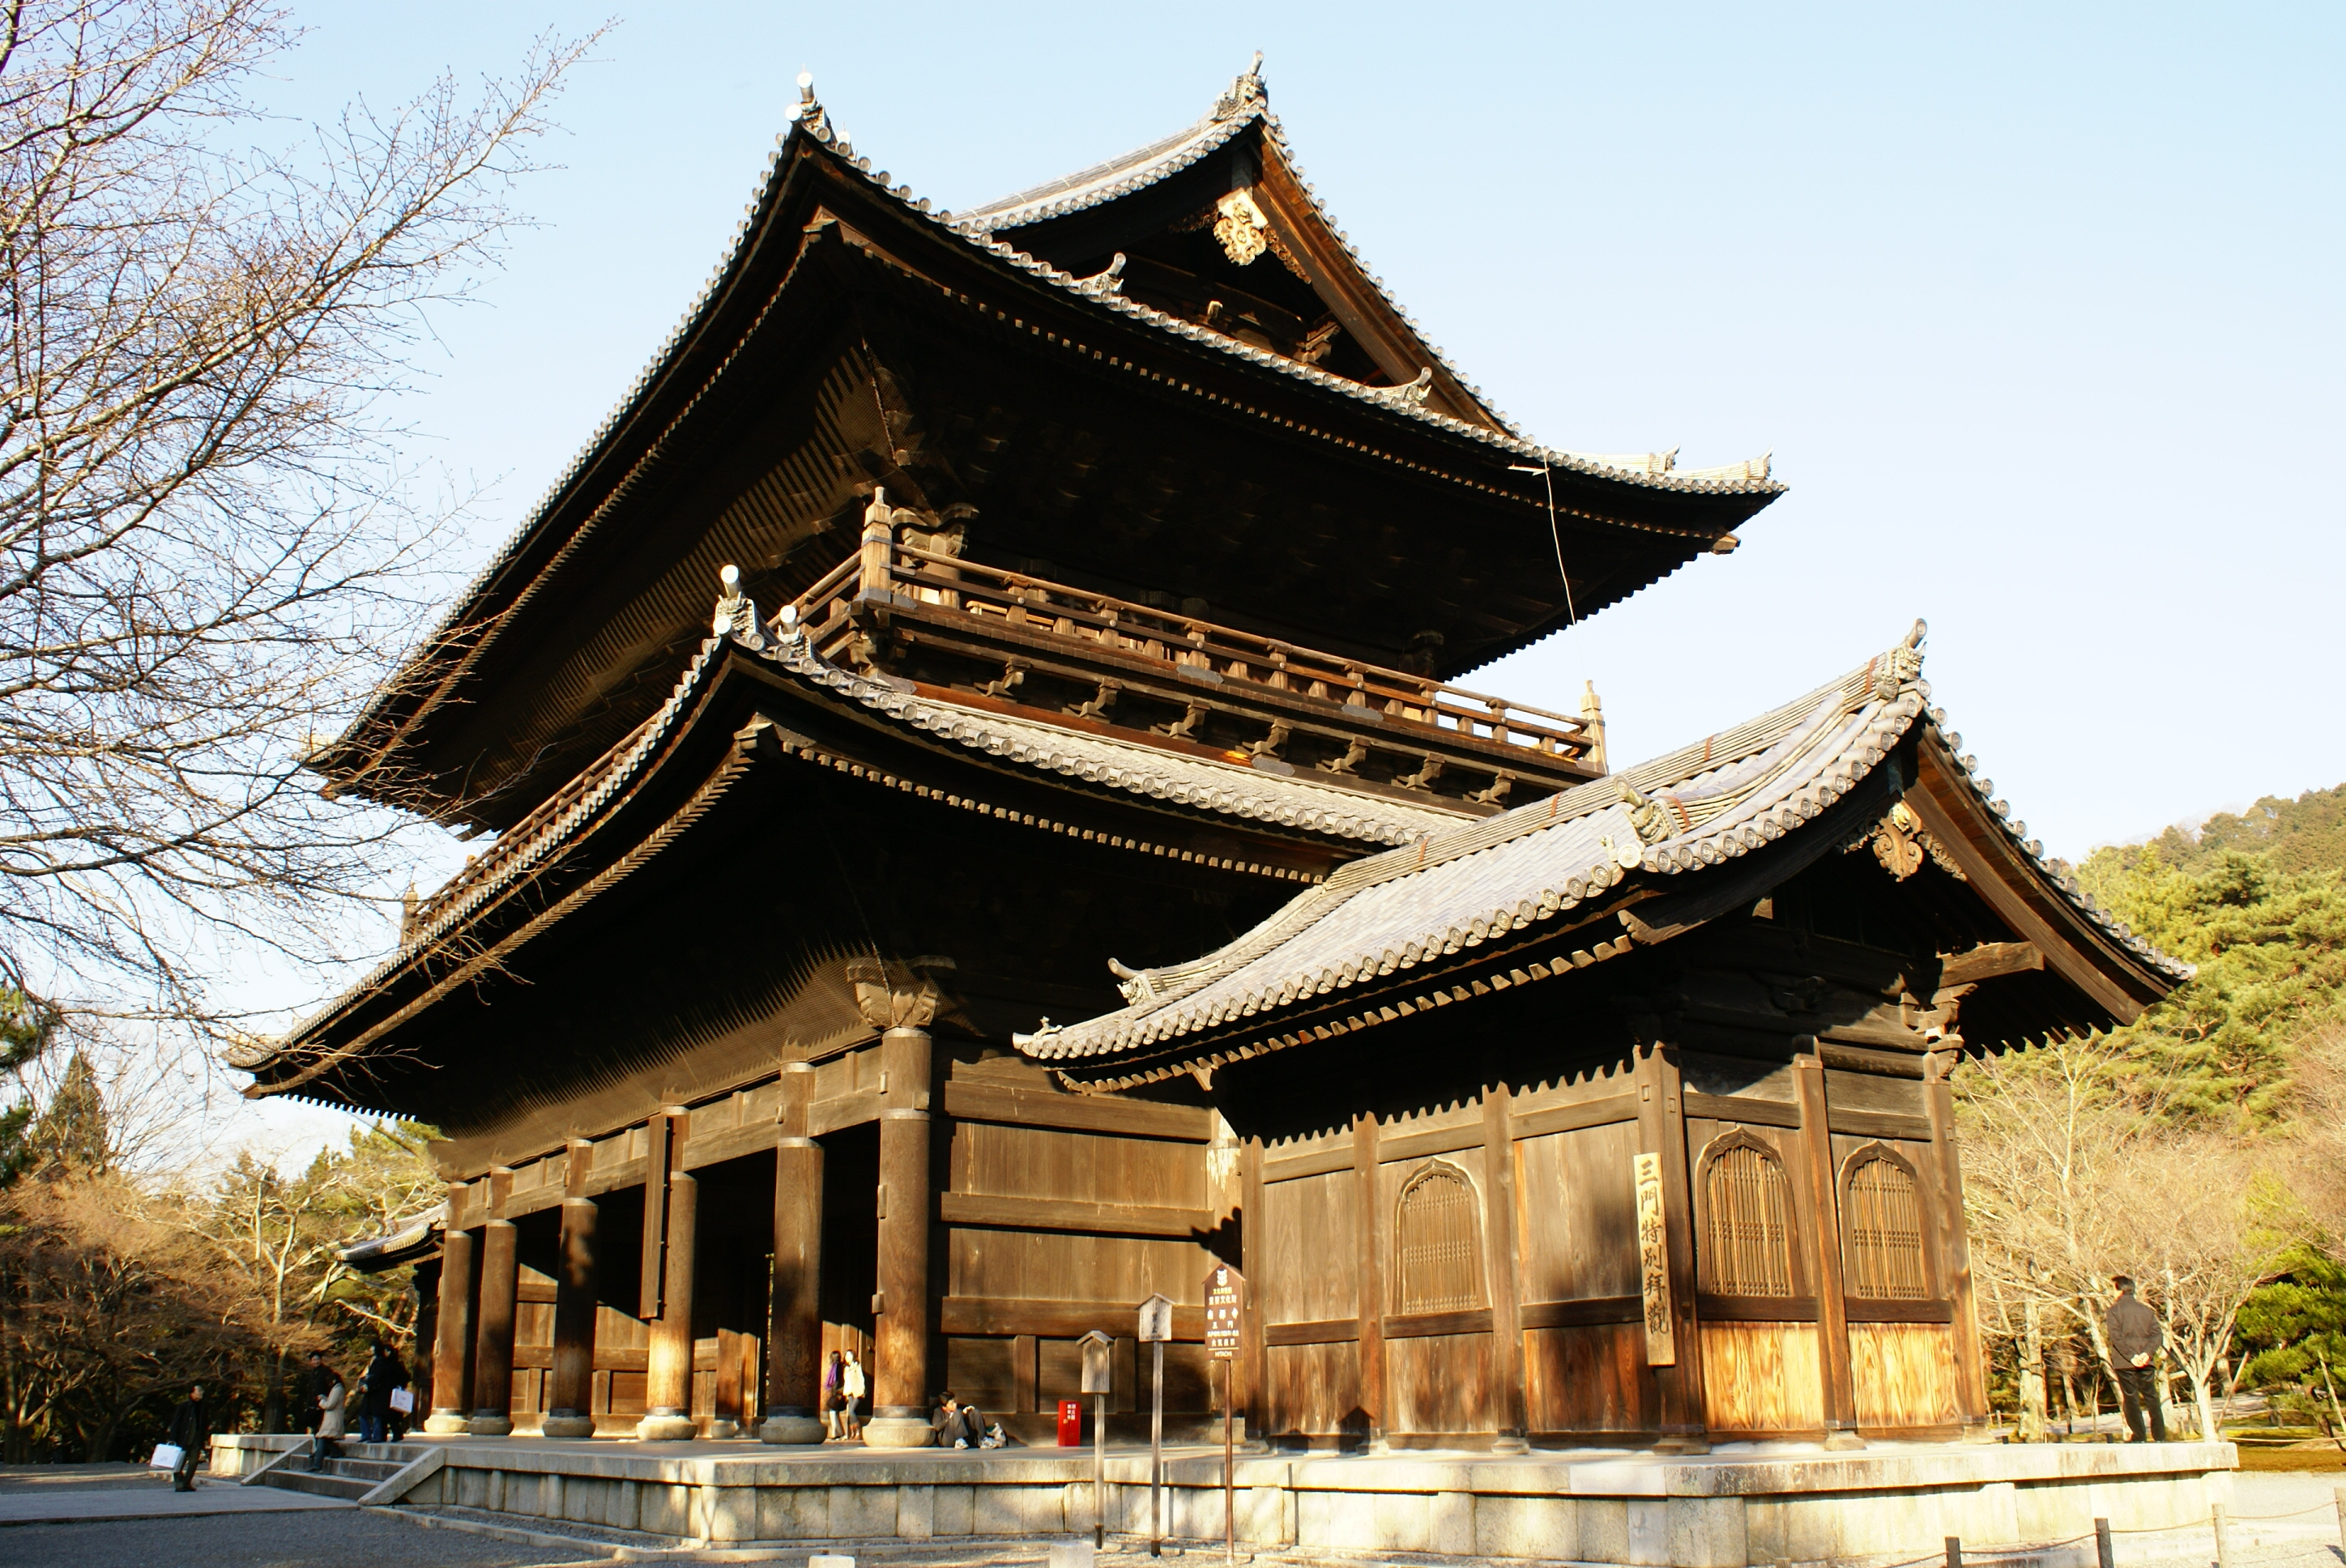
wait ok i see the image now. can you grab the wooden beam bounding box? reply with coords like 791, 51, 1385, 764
1516, 1297, 1642, 1330
1509, 1093, 1638, 1140
1924, 1056, 1990, 1430
1481, 1084, 1527, 1447
941, 1080, 1215, 1143
1383, 1307, 1494, 1340
1828, 1109, 1933, 1142
1938, 940, 2045, 990
1354, 1111, 1385, 1443
941, 1295, 1205, 1340
1794, 1056, 1858, 1444
937, 1191, 1214, 1238
1264, 1319, 1357, 1348
1682, 1092, 1800, 1131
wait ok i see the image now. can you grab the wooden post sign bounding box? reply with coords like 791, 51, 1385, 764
1205, 1266, 1243, 1563
1632, 1152, 1678, 1367
1205, 1265, 1243, 1359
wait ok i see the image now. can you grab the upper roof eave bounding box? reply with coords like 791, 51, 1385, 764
316, 70, 1781, 810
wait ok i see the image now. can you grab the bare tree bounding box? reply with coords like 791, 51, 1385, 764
0, 0, 595, 1038
1960, 1033, 2305, 1438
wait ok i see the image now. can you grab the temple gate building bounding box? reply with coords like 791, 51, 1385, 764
245, 63, 2190, 1465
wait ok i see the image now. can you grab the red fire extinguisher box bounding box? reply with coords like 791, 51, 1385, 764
1056, 1399, 1082, 1446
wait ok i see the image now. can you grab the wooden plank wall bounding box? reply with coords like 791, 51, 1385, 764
937, 1059, 1226, 1420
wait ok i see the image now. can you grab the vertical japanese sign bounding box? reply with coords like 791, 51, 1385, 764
1632, 1151, 1678, 1366
1204, 1265, 1243, 1360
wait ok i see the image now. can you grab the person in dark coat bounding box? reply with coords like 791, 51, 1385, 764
2105, 1275, 2169, 1442
165, 1384, 211, 1492
359, 1340, 407, 1445
298, 1351, 329, 1434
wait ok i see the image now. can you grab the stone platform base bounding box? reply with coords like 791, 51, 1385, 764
209, 1432, 2233, 1566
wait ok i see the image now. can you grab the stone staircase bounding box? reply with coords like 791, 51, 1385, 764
254, 1441, 424, 1502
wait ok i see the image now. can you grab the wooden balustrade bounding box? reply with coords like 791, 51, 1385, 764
786, 543, 1603, 766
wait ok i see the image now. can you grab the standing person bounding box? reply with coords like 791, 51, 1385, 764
2105, 1275, 2169, 1442
841, 1349, 867, 1442
308, 1366, 348, 1471
164, 1384, 211, 1492
822, 1350, 846, 1441
360, 1340, 407, 1446
298, 1352, 328, 1437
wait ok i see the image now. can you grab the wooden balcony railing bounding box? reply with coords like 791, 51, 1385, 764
783, 539, 1606, 773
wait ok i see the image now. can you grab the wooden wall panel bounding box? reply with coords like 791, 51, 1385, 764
1851, 1323, 1960, 1429
607, 1370, 647, 1416
1699, 1323, 1823, 1433
1263, 1341, 1362, 1438
951, 1120, 1206, 1208
1260, 1170, 1359, 1326
1514, 1120, 1639, 1303
945, 1336, 1016, 1413
1388, 1332, 1493, 1434
1039, 1335, 1145, 1413
1521, 1323, 1653, 1434
946, 1228, 1211, 1304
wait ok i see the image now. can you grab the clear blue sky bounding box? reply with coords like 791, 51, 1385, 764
277, 1, 2340, 859
229, 2, 2341, 1161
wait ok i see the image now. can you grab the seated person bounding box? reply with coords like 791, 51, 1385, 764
929, 1391, 987, 1448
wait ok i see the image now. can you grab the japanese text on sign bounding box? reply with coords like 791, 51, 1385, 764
1632, 1151, 1678, 1367
1204, 1265, 1243, 1360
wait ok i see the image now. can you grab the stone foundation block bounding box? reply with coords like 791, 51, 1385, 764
899, 1483, 936, 1539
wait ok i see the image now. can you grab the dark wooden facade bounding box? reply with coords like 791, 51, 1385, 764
250, 69, 2181, 1452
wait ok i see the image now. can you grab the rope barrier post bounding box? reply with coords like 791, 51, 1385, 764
2212, 1502, 2232, 1568
2094, 1517, 2114, 1568
1945, 1536, 1963, 1568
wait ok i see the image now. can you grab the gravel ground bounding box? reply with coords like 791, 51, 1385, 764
0, 1507, 608, 1568
0, 1463, 173, 1493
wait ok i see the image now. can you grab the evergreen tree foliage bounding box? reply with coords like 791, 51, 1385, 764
0, 990, 58, 1186
2074, 843, 2346, 1122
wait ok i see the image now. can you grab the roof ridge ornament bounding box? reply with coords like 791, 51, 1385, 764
712, 563, 768, 651
790, 70, 832, 143
1213, 52, 1267, 121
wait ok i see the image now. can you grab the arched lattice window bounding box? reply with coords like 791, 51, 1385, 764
1394, 1162, 1484, 1315
1841, 1147, 1929, 1300
1700, 1133, 1798, 1297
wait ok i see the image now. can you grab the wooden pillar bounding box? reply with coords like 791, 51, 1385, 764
1926, 1050, 1991, 1434
1353, 1110, 1385, 1450
411, 1257, 441, 1417
642, 1106, 699, 1440
545, 1139, 599, 1439
864, 1025, 936, 1447
1635, 1044, 1708, 1451
1480, 1084, 1529, 1451
1240, 1136, 1267, 1443
424, 1195, 475, 1434
468, 1168, 518, 1437
761, 1062, 827, 1443
1794, 1052, 1862, 1448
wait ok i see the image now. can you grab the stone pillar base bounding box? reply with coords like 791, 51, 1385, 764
636, 1413, 697, 1442
1490, 1434, 1531, 1455
466, 1414, 514, 1437
706, 1418, 740, 1440
423, 1410, 471, 1435
760, 1414, 829, 1445
540, 1413, 595, 1439
860, 1416, 936, 1449
1653, 1434, 1711, 1455
1823, 1428, 1866, 1451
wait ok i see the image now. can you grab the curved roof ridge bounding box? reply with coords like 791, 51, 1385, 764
1014, 624, 2191, 1071
742, 616, 1469, 848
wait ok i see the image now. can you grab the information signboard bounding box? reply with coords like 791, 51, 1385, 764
1204, 1264, 1243, 1359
